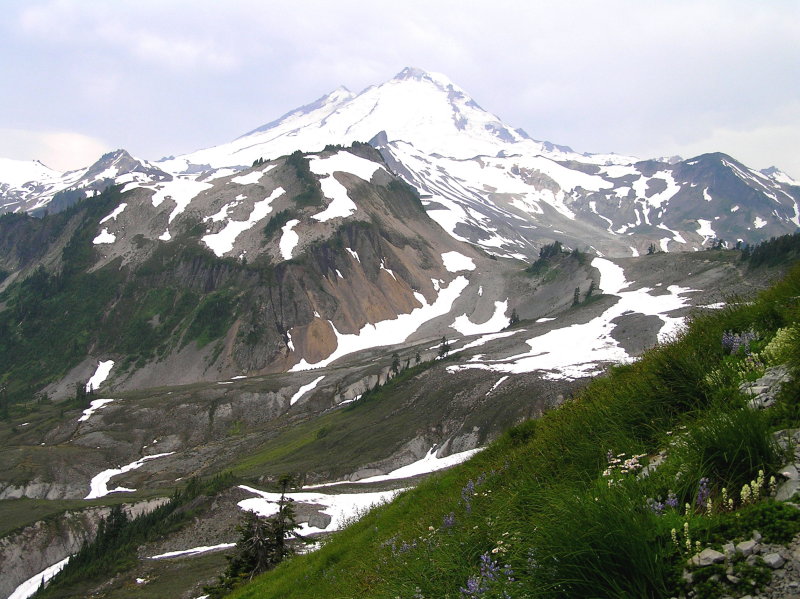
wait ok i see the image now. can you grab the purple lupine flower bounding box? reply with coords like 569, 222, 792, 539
666, 491, 678, 509
722, 329, 758, 355
480, 552, 500, 581
696, 477, 710, 507
647, 497, 665, 514
461, 480, 476, 513
460, 575, 485, 597
442, 512, 456, 529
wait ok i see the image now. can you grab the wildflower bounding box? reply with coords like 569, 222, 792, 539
769, 476, 777, 497
741, 483, 752, 505
646, 497, 665, 515
666, 491, 678, 509
721, 487, 729, 508
671, 528, 679, 548
722, 329, 758, 355
442, 512, 456, 529
684, 521, 691, 551
695, 477, 710, 507
754, 470, 765, 500
705, 497, 713, 516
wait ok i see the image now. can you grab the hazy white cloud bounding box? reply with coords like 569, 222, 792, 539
658, 102, 800, 177
0, 128, 110, 171
19, 0, 237, 71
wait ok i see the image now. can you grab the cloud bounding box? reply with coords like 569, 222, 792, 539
0, 128, 110, 171
18, 0, 238, 71
660, 108, 800, 179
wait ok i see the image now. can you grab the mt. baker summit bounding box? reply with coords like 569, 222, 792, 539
1, 67, 799, 259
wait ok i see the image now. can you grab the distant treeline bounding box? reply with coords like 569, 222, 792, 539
742, 231, 800, 268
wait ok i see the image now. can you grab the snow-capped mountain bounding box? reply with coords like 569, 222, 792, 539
0, 149, 171, 216
157, 66, 800, 258
1, 67, 799, 258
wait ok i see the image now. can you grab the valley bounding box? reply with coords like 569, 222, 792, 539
0, 66, 798, 598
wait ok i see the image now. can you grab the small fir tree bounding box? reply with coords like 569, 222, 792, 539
205, 474, 305, 597
438, 336, 451, 358
585, 280, 596, 301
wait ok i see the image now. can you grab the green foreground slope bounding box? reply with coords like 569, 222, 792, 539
229, 262, 800, 598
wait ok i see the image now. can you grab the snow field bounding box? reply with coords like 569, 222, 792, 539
448, 257, 696, 380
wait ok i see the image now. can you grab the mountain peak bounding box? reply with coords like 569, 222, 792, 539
393, 66, 457, 90
395, 66, 430, 80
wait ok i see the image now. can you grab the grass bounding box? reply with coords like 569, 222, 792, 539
224, 261, 800, 599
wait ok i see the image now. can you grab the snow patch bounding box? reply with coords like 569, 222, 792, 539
8, 556, 71, 599
150, 543, 236, 560
150, 178, 212, 223
100, 202, 127, 223
86, 360, 114, 392
202, 187, 284, 256
452, 300, 509, 336
279, 219, 300, 260
291, 277, 469, 370
697, 219, 716, 243
78, 398, 115, 422
488, 376, 509, 394
231, 170, 265, 185
289, 375, 325, 406
85, 452, 174, 499
441, 251, 476, 272
447, 258, 695, 380
307, 447, 483, 488
309, 153, 383, 222
238, 485, 404, 535
92, 228, 116, 245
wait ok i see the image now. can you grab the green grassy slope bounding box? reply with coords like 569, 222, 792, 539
227, 262, 800, 599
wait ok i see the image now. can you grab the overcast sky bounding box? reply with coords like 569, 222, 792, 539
1, 0, 798, 177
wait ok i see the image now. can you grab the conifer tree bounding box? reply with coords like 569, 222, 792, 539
438, 336, 450, 358
205, 474, 305, 597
